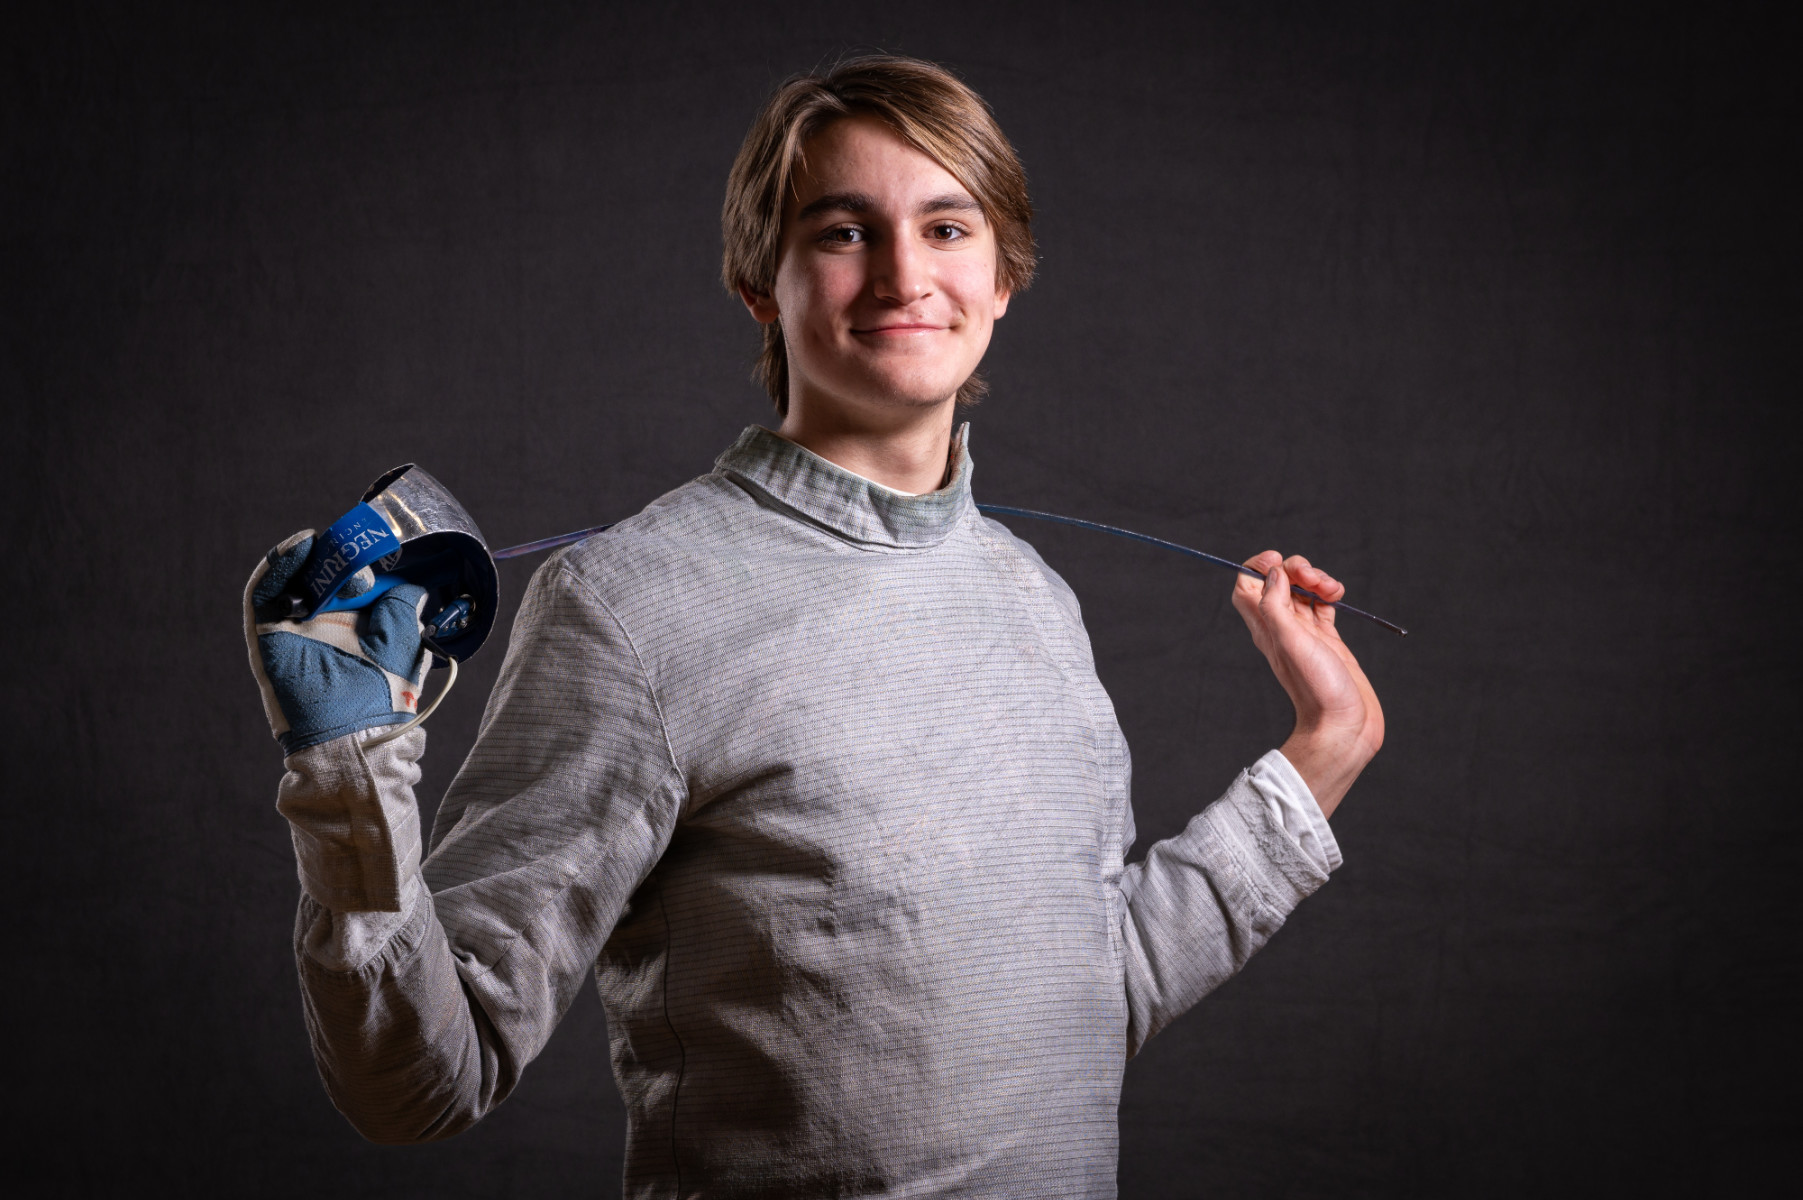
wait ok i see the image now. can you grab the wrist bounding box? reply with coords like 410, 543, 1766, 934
1279, 719, 1380, 820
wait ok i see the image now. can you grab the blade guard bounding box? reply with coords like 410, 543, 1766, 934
286, 464, 498, 665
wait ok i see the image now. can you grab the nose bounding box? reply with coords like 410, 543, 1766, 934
871, 232, 933, 305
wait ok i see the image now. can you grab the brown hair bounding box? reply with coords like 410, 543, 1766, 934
721, 55, 1036, 416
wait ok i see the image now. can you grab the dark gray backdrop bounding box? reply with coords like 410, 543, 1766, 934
5, 2, 1796, 1195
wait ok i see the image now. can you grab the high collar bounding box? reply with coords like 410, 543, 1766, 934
715, 423, 975, 550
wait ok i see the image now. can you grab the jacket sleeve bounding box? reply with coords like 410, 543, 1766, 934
278, 559, 686, 1143
1117, 749, 1340, 1057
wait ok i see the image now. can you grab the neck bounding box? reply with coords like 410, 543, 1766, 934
776, 394, 957, 495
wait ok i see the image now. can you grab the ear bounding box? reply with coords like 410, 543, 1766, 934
737, 281, 781, 325
992, 284, 1011, 320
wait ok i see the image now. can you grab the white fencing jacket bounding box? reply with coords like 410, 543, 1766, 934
276, 424, 1340, 1198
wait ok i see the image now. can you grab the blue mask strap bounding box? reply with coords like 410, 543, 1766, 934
299, 502, 404, 616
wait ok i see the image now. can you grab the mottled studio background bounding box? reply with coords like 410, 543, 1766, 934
4, 2, 1796, 1195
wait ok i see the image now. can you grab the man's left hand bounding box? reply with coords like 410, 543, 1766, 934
1230, 551, 1385, 818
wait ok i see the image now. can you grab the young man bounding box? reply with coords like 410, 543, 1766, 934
245, 56, 1382, 1196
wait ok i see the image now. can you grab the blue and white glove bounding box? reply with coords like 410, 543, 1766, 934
243, 530, 431, 755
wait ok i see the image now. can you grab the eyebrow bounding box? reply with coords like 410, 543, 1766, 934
917, 192, 984, 218
794, 190, 985, 222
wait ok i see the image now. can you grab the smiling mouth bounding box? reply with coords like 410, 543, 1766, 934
852, 323, 945, 335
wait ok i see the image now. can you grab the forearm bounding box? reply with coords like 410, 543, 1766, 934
277, 728, 515, 1142
1117, 751, 1337, 1056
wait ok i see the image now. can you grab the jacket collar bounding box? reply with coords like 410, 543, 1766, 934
715, 423, 974, 550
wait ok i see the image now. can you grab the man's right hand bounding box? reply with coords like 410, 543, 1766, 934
243, 531, 432, 755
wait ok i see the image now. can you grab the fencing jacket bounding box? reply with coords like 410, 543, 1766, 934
276, 423, 1342, 1198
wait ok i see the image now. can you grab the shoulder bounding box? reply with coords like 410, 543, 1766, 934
969, 512, 1087, 629
522, 470, 765, 624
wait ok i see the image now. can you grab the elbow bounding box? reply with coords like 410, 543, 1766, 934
334, 1094, 484, 1146
303, 1050, 492, 1146
357, 1125, 435, 1148
356, 1125, 455, 1148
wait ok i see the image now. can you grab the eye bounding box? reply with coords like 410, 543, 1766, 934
928, 223, 968, 241
820, 225, 865, 245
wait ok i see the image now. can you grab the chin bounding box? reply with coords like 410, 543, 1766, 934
864, 383, 965, 410
851, 364, 976, 409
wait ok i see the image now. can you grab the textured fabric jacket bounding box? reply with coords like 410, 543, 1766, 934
278, 425, 1340, 1198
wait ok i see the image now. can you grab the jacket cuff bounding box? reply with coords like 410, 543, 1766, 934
1200, 754, 1336, 923
1253, 749, 1343, 873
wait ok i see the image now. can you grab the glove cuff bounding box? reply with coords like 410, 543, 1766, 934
280, 710, 413, 756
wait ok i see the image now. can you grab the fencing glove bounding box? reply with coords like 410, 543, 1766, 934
243, 531, 431, 755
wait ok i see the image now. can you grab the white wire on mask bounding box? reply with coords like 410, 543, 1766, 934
365, 639, 459, 749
